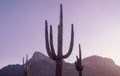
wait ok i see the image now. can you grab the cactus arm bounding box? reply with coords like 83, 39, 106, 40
23, 57, 24, 66
78, 44, 81, 65
75, 60, 80, 70
79, 44, 83, 69
50, 25, 57, 58
63, 24, 74, 58
75, 56, 79, 70
45, 20, 55, 59
75, 60, 84, 71
26, 54, 28, 62
79, 44, 81, 60
23, 57, 25, 70
76, 55, 78, 60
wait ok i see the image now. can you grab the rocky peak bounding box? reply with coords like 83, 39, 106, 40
30, 51, 53, 62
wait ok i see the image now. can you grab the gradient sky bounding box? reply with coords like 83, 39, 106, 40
1, 0, 120, 69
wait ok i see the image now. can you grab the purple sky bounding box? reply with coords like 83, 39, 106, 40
1, 0, 120, 68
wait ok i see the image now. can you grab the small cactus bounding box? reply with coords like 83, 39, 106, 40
23, 54, 30, 76
75, 44, 83, 76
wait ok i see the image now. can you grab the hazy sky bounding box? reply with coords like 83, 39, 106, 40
1, 0, 120, 68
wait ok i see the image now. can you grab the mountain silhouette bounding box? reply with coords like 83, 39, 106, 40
0, 51, 120, 76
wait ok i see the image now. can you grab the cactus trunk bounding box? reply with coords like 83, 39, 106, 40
56, 60, 63, 76
79, 71, 82, 76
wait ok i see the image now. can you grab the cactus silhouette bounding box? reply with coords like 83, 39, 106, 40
45, 4, 74, 76
75, 44, 83, 76
23, 54, 30, 76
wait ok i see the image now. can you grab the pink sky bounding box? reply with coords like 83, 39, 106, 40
1, 0, 120, 68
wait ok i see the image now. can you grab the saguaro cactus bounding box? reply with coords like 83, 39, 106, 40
23, 54, 30, 76
45, 4, 74, 76
75, 44, 83, 76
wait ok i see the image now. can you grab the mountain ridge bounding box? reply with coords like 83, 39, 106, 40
0, 51, 120, 76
